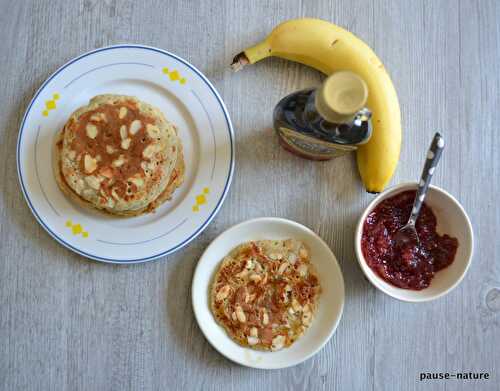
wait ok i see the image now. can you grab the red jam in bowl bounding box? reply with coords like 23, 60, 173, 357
361, 190, 459, 290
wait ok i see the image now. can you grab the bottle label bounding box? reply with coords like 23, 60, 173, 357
278, 127, 356, 160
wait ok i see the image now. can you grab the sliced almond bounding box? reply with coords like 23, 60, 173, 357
250, 327, 258, 338
245, 259, 254, 270
298, 264, 308, 277
75, 179, 85, 194
287, 252, 297, 264
146, 123, 160, 138
119, 125, 128, 140
90, 112, 106, 122
231, 312, 237, 322
84, 175, 101, 190
85, 124, 98, 139
269, 253, 283, 260
142, 144, 155, 159
129, 119, 142, 135
247, 336, 259, 346
121, 138, 131, 150
106, 145, 116, 154
83, 154, 97, 174
277, 262, 289, 275
299, 247, 308, 259
216, 285, 230, 301
112, 155, 125, 167
262, 311, 269, 326
67, 150, 76, 160
235, 306, 246, 323
111, 188, 120, 200
271, 335, 285, 351
118, 106, 127, 119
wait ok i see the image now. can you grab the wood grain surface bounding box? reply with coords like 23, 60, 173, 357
0, 1, 499, 390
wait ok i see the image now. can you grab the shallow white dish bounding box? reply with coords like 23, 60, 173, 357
192, 217, 345, 369
355, 183, 474, 302
17, 45, 234, 263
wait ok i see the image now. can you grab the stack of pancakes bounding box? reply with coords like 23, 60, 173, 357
54, 94, 184, 216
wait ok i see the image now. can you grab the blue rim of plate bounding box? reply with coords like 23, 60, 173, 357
16, 44, 235, 264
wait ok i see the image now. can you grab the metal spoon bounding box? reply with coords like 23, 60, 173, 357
394, 132, 445, 247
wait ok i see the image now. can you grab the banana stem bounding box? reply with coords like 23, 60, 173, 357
231, 40, 272, 71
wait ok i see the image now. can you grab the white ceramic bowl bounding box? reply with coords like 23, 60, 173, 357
192, 217, 345, 369
354, 183, 474, 302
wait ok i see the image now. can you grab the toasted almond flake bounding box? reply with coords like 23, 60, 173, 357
121, 138, 131, 150
269, 253, 283, 260
146, 123, 160, 138
288, 307, 295, 315
118, 107, 127, 119
247, 336, 259, 346
231, 312, 237, 322
111, 188, 120, 200
112, 155, 125, 167
84, 154, 97, 173
119, 125, 128, 140
299, 247, 308, 259
86, 124, 98, 139
106, 145, 115, 154
250, 327, 258, 338
262, 311, 269, 326
287, 252, 297, 264
298, 264, 308, 277
216, 285, 230, 301
235, 306, 246, 323
142, 144, 155, 159
85, 175, 101, 190
277, 262, 289, 275
67, 150, 76, 160
90, 112, 106, 122
245, 259, 254, 270
271, 335, 285, 351
129, 119, 142, 135
75, 179, 85, 194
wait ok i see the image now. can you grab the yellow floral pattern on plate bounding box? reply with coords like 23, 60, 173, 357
192, 187, 210, 212
66, 220, 89, 238
42, 93, 60, 116
162, 67, 186, 84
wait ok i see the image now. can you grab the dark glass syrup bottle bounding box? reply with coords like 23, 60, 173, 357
273, 71, 372, 160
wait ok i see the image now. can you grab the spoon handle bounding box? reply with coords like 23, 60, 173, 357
408, 132, 445, 225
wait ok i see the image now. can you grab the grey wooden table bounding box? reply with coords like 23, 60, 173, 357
1, 1, 499, 390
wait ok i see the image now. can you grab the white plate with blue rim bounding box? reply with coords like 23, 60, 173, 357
17, 45, 234, 263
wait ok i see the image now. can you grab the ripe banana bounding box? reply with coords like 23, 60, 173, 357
232, 18, 401, 193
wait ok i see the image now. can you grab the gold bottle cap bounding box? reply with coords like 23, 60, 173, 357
315, 71, 368, 123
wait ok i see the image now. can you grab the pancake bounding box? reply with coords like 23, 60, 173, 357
54, 94, 184, 216
210, 239, 321, 351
